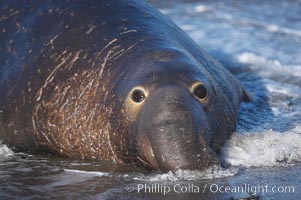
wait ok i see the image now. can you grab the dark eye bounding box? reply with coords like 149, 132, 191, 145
131, 89, 145, 103
193, 84, 208, 100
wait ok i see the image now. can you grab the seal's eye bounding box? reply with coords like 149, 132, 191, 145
193, 84, 208, 100
131, 89, 145, 103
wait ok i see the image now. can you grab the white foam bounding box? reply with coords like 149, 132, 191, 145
64, 169, 111, 177
236, 52, 278, 65
265, 79, 301, 99
64, 166, 238, 182
266, 24, 279, 32
193, 5, 208, 13
235, 52, 301, 77
134, 166, 239, 181
221, 126, 301, 167
0, 143, 14, 157
266, 24, 301, 37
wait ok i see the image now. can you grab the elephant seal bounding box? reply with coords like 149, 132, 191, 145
0, 0, 250, 172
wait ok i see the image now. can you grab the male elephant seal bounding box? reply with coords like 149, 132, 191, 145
0, 0, 249, 172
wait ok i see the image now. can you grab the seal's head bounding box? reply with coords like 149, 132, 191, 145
119, 49, 249, 172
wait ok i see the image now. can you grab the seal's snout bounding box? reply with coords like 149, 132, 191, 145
134, 86, 218, 172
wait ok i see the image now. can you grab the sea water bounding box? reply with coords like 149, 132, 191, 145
1, 0, 300, 199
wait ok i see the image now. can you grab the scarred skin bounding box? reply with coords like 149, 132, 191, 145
0, 0, 249, 172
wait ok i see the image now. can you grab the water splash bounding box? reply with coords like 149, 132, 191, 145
221, 126, 301, 167
64, 169, 111, 177
0, 143, 14, 157
135, 166, 239, 181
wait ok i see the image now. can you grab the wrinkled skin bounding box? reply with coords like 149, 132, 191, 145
0, 0, 249, 172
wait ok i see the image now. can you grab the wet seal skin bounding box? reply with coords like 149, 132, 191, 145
0, 0, 250, 172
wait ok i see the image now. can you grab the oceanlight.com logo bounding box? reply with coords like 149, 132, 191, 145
125, 183, 295, 196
